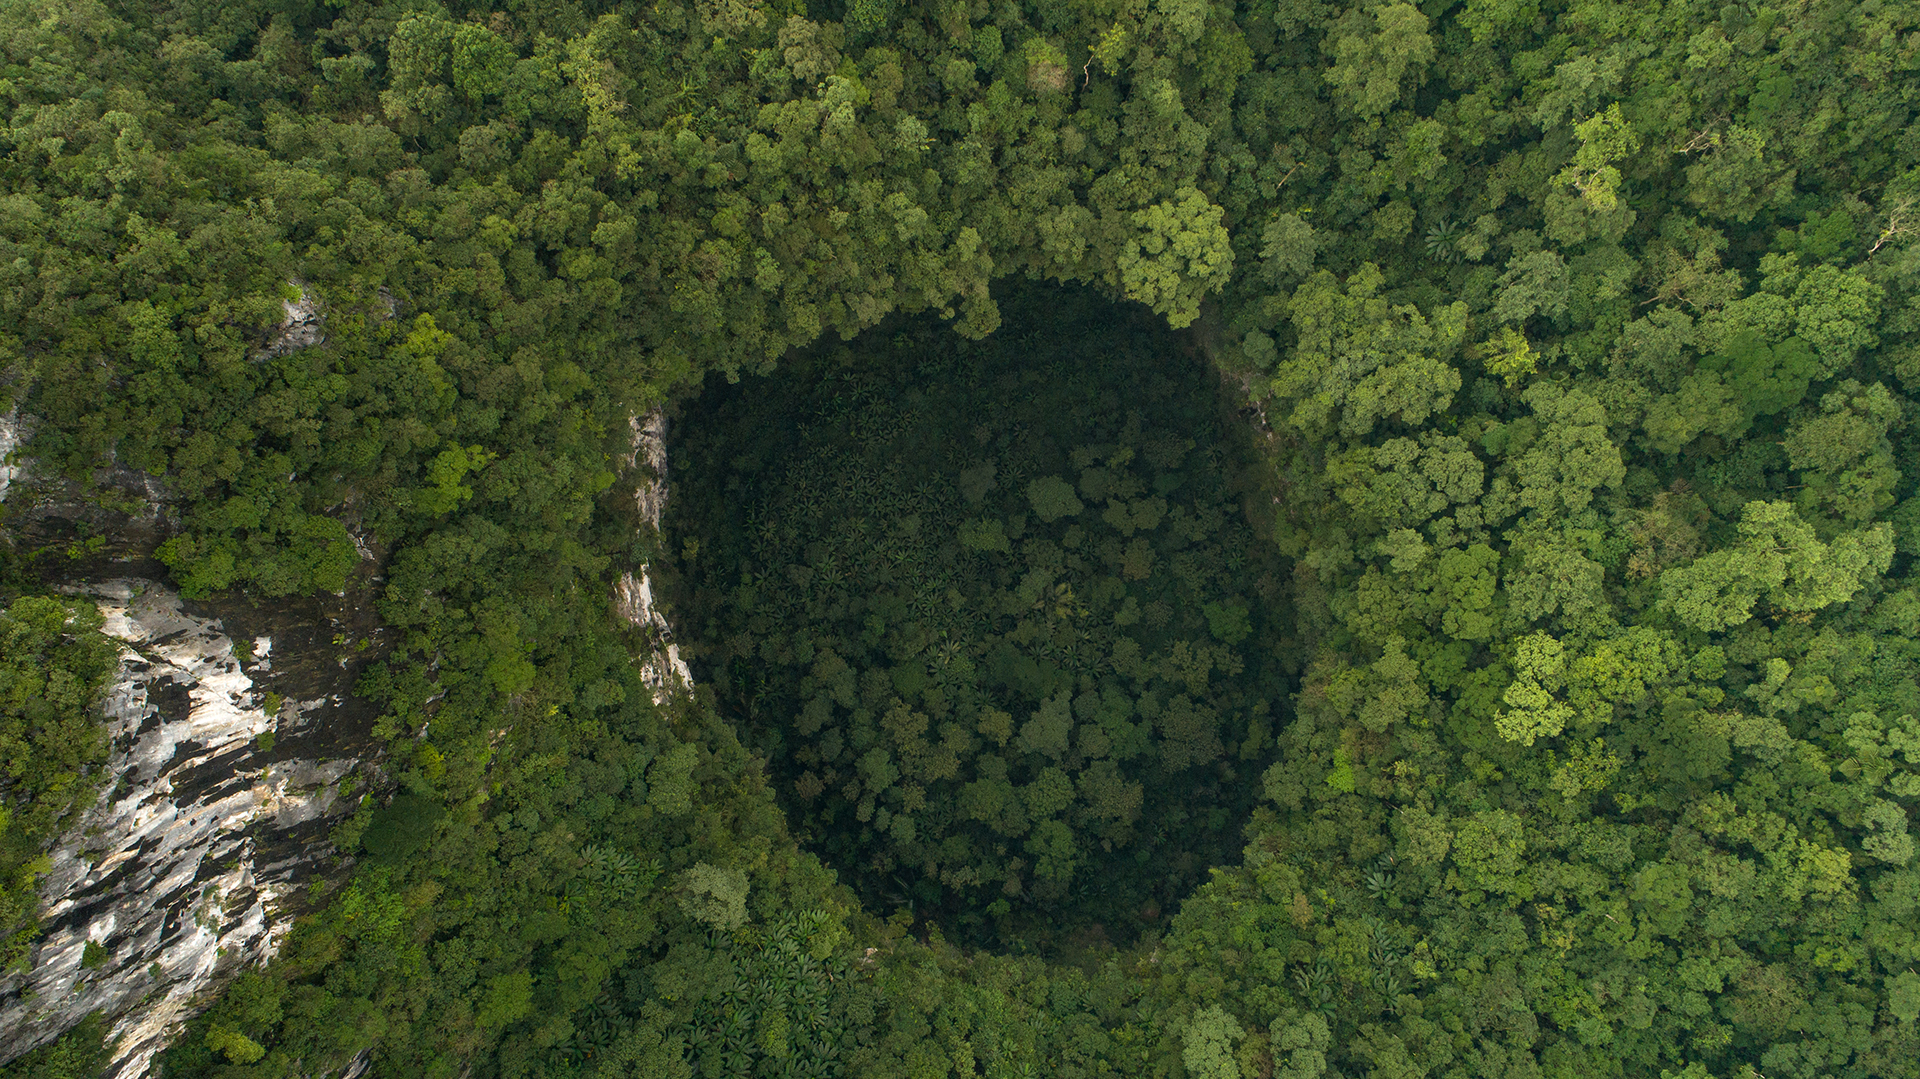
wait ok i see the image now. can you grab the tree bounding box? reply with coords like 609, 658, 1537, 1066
1431, 543, 1500, 641
1659, 501, 1895, 631
1641, 369, 1746, 453
1781, 380, 1903, 522
1266, 1013, 1330, 1079
1115, 187, 1235, 329
1509, 382, 1625, 517
1505, 524, 1609, 630
380, 12, 456, 127
1789, 262, 1884, 374
1323, 1, 1434, 119
1260, 214, 1322, 285
204, 1024, 266, 1065
0, 597, 117, 968
19, 0, 1920, 1073
1452, 809, 1530, 898
1182, 1005, 1247, 1079
1272, 264, 1466, 439
1684, 125, 1795, 221
647, 743, 700, 816
680, 863, 752, 930
1026, 476, 1085, 522
1329, 434, 1484, 529
1555, 103, 1640, 212
1698, 330, 1819, 420
1495, 632, 1573, 746
1326, 636, 1428, 733
1493, 250, 1571, 325
1890, 970, 1920, 1024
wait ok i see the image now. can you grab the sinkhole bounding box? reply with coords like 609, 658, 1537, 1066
660, 284, 1297, 952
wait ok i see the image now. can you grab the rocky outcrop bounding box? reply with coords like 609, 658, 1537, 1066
251, 282, 325, 361
615, 410, 692, 699
1, 285, 384, 1077
0, 404, 174, 567
0, 580, 375, 1078
0, 408, 21, 505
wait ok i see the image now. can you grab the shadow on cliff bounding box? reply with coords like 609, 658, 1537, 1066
0, 456, 392, 1078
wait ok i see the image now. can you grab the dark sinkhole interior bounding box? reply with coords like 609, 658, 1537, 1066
661, 285, 1296, 953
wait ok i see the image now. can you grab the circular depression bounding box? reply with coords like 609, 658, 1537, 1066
658, 284, 1297, 952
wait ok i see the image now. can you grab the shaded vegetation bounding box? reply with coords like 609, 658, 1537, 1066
0, 1011, 112, 1079
666, 288, 1294, 946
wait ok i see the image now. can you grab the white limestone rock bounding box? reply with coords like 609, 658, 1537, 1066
617, 410, 692, 697
0, 581, 365, 1079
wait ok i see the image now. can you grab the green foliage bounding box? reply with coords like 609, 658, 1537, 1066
1782, 380, 1904, 521
1481, 327, 1538, 388
0, 596, 116, 969
0, 1012, 109, 1079
1702, 332, 1820, 418
679, 862, 751, 930
1495, 632, 1573, 746
1181, 1003, 1245, 1079
1025, 476, 1085, 523
204, 1024, 265, 1065
1509, 382, 1626, 517
1324, 1, 1434, 119
959, 517, 1012, 554
1, 0, 1913, 1075
1659, 500, 1894, 631
1203, 600, 1252, 645
646, 742, 700, 816
1892, 970, 1920, 1024
474, 971, 533, 1032
667, 291, 1289, 941
157, 670, 829, 1078
1556, 104, 1641, 212
1116, 187, 1236, 329
358, 794, 445, 864
1271, 264, 1465, 439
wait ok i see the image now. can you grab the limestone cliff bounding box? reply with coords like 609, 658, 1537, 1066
0, 304, 386, 1077
0, 581, 372, 1078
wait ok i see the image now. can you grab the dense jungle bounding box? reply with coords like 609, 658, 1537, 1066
0, 0, 1918, 1077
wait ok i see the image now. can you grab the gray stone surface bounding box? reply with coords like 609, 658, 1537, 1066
0, 580, 371, 1078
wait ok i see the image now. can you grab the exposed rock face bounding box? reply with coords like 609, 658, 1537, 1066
0, 405, 173, 566
0, 580, 376, 1078
1, 291, 383, 1076
252, 282, 326, 361
0, 408, 21, 505
616, 410, 692, 698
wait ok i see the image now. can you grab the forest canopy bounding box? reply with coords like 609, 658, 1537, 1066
0, 0, 1915, 1077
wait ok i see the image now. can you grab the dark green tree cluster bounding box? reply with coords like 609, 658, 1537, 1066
666, 289, 1290, 939
0, 596, 118, 970
0, 0, 1910, 1076
0, 1012, 112, 1079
